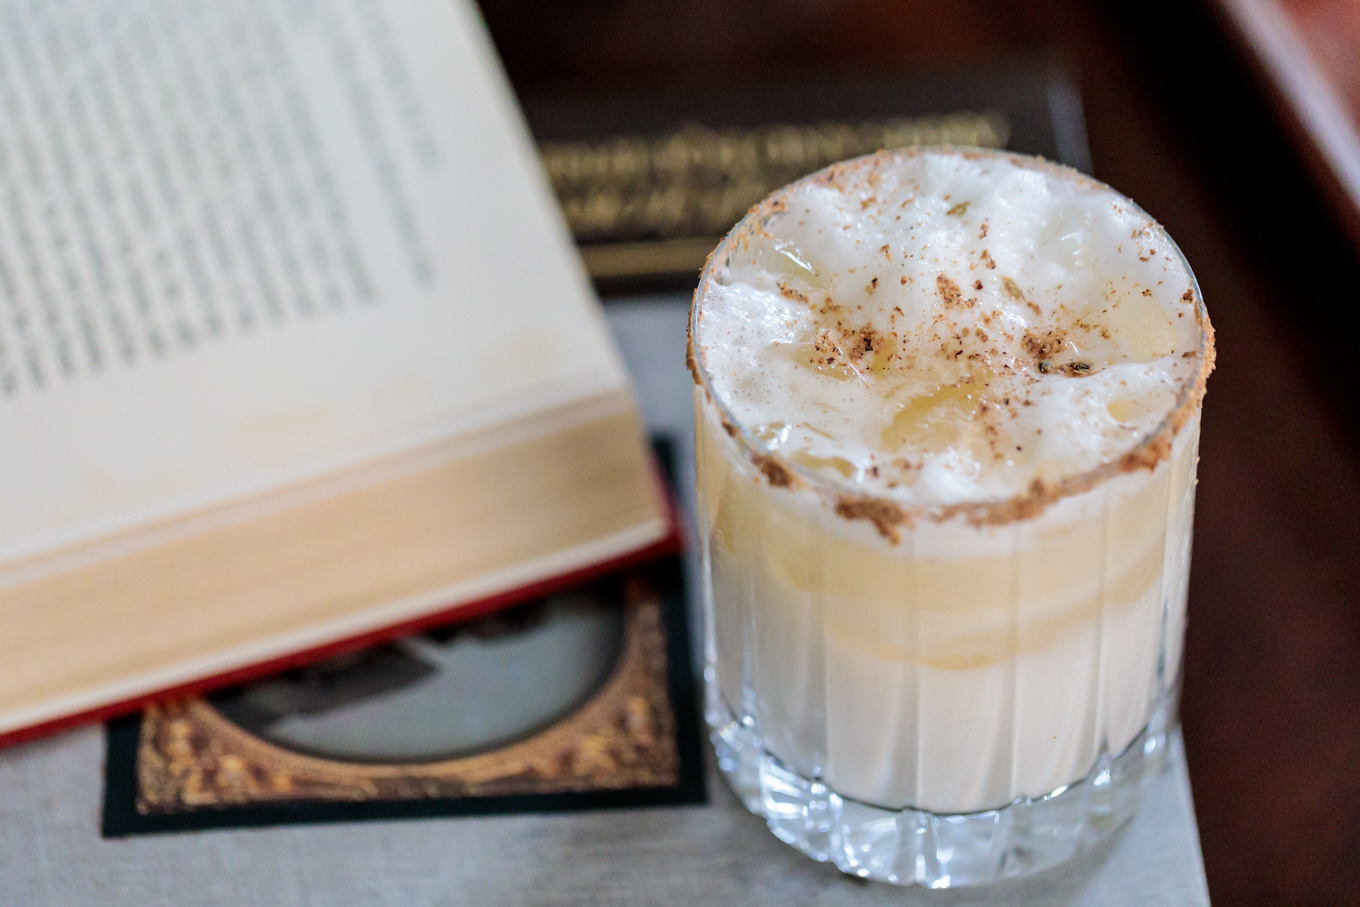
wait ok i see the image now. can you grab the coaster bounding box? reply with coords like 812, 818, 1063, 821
102, 558, 703, 836
103, 445, 704, 836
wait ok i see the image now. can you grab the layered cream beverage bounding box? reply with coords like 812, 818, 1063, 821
689, 148, 1213, 886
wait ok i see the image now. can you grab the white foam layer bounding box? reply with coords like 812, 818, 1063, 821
694, 149, 1202, 506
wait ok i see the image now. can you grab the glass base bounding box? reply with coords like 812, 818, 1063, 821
710, 697, 1169, 888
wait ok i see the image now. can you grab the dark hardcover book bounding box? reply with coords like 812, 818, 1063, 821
521, 61, 1091, 293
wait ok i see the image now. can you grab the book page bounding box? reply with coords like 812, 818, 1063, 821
0, 0, 629, 564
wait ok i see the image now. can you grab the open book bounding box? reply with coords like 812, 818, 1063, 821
0, 0, 671, 745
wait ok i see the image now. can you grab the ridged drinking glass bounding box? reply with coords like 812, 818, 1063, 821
688, 148, 1213, 887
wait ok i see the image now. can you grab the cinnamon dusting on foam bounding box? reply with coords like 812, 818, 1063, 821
688, 148, 1214, 535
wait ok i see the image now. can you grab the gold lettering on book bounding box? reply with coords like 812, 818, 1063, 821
541, 112, 1008, 247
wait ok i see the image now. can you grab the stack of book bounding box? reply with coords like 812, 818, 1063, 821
0, 0, 1093, 832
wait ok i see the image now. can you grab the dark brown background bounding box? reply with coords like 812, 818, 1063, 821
475, 1, 1360, 903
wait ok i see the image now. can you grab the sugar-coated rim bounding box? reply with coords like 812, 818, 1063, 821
686, 146, 1215, 540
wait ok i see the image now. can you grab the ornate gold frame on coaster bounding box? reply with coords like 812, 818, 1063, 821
102, 558, 705, 836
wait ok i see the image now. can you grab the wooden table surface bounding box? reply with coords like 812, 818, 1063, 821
477, 1, 1360, 903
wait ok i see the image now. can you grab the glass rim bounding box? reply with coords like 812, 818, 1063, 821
687, 145, 1215, 535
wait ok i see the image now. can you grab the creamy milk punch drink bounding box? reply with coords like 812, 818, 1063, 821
688, 147, 1213, 887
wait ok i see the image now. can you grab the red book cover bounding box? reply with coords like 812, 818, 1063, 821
1216, 0, 1360, 249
